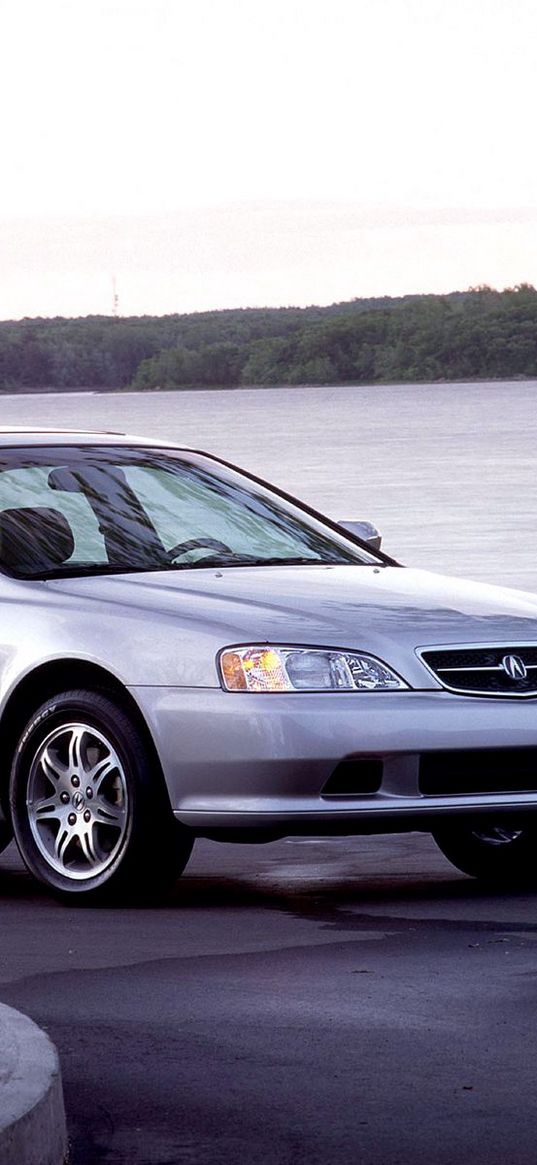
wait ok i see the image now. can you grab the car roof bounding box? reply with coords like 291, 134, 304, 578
0, 427, 189, 449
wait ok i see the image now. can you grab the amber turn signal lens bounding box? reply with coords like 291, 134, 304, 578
220, 651, 248, 690
220, 647, 293, 691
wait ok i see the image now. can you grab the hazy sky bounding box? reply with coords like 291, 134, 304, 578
1, 0, 537, 319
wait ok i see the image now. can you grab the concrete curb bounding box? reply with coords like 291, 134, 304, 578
0, 1004, 67, 1165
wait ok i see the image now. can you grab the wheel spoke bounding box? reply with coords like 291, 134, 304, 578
34, 796, 61, 821
54, 824, 74, 867
78, 824, 99, 865
87, 754, 117, 792
94, 798, 126, 829
40, 745, 66, 784
68, 727, 85, 775
473, 826, 523, 846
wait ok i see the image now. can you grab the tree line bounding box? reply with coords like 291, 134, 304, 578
1, 286, 536, 391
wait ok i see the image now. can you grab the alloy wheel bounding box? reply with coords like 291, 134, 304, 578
26, 721, 129, 880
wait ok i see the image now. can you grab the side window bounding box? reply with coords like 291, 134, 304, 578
0, 467, 107, 563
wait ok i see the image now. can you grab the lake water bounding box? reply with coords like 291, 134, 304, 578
1, 379, 536, 592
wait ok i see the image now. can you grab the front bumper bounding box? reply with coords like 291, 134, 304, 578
129, 686, 537, 831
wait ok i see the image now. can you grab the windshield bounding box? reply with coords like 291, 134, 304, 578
0, 445, 383, 579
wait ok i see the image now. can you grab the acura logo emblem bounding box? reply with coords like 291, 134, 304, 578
501, 654, 527, 681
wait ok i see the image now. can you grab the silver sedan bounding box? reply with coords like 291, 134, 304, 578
1, 427, 537, 902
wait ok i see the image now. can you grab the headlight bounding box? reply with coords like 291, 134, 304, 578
219, 646, 408, 692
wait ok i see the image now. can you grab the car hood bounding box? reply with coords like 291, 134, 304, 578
50, 564, 537, 659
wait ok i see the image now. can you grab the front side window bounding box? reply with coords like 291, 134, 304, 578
0, 446, 381, 578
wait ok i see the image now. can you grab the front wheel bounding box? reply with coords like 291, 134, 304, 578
432, 818, 537, 885
10, 690, 193, 903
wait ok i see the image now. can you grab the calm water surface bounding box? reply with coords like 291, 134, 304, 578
1, 380, 536, 591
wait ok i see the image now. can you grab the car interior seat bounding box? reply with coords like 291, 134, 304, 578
0, 506, 75, 574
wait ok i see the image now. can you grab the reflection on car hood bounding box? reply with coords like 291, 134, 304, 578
49, 564, 537, 653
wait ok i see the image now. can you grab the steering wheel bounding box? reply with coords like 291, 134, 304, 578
166, 537, 234, 563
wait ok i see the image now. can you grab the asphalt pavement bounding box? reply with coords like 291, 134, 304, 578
1, 833, 537, 1164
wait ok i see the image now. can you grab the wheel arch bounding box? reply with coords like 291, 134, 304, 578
0, 659, 170, 822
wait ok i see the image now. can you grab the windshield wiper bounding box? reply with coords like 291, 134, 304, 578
23, 554, 355, 581
25, 563, 158, 580
165, 554, 333, 568
224, 555, 329, 566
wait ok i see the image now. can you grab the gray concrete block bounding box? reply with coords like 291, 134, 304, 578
0, 1004, 67, 1165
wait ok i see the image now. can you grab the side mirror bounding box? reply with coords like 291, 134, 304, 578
338, 520, 382, 551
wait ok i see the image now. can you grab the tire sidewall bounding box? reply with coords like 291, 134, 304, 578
0, 820, 12, 855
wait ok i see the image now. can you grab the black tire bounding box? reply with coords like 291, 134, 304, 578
432, 818, 537, 885
9, 690, 193, 903
0, 821, 12, 855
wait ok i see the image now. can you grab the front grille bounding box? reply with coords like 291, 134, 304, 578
420, 645, 537, 697
419, 748, 537, 795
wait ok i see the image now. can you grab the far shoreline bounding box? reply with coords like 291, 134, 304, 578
2, 375, 537, 396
